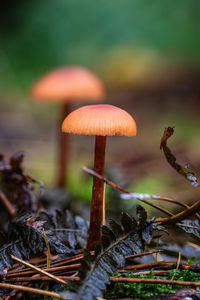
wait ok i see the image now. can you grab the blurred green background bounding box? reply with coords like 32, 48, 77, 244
0, 0, 200, 217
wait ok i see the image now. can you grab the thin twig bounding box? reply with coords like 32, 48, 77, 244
177, 223, 199, 229
110, 277, 200, 287
120, 261, 190, 272
187, 241, 200, 250
37, 253, 84, 269
0, 283, 61, 299
125, 249, 163, 259
155, 198, 200, 224
9, 274, 200, 288
82, 166, 200, 224
51, 229, 81, 232
123, 193, 200, 222
82, 166, 173, 216
8, 251, 162, 279
0, 190, 15, 216
133, 270, 169, 276
140, 199, 173, 216
25, 174, 45, 195
7, 254, 84, 277
7, 276, 79, 282
7, 262, 80, 278
119, 261, 177, 271
11, 255, 67, 286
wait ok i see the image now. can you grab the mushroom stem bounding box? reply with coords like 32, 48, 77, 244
56, 102, 71, 188
87, 135, 106, 250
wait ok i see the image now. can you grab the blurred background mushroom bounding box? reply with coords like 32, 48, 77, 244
31, 66, 105, 188
0, 0, 200, 220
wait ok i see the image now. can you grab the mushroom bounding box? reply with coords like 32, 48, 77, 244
31, 66, 104, 188
62, 104, 137, 249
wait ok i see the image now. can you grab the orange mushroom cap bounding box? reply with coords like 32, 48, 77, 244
62, 104, 137, 136
31, 66, 104, 102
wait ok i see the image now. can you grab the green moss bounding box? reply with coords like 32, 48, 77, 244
107, 266, 200, 298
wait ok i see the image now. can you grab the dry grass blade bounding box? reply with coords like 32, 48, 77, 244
177, 252, 181, 269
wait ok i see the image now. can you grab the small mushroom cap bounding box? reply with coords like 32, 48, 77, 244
62, 104, 137, 136
31, 66, 104, 102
